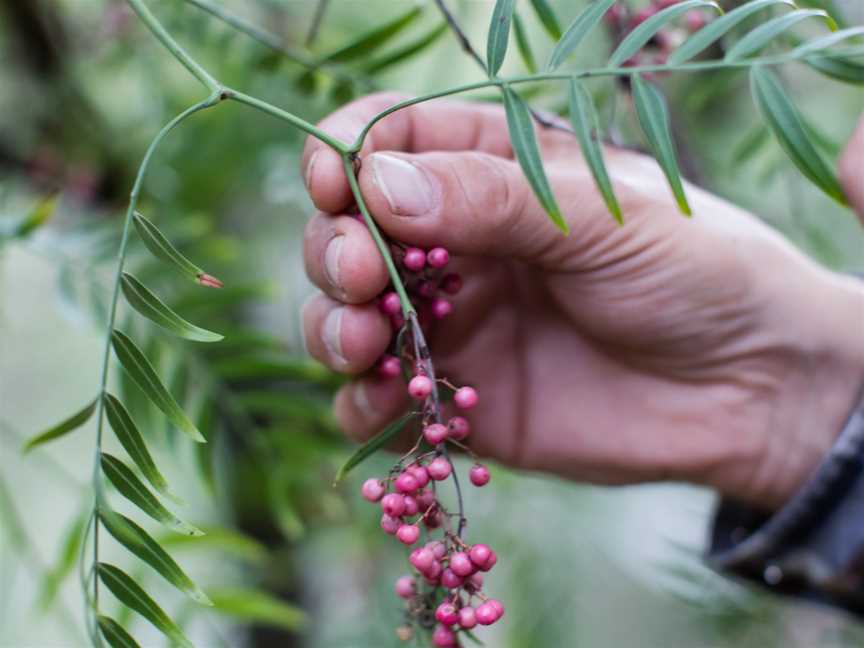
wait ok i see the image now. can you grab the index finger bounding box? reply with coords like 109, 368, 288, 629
301, 92, 525, 214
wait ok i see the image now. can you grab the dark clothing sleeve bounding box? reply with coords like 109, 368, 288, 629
707, 391, 864, 615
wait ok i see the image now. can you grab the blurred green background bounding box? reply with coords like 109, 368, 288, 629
1, 1, 863, 647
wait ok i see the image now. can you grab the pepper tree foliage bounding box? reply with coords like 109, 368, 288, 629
13, 0, 863, 646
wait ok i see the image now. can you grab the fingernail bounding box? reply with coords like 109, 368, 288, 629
322, 307, 346, 366
323, 235, 344, 289
353, 381, 376, 420
304, 150, 319, 190
372, 154, 436, 216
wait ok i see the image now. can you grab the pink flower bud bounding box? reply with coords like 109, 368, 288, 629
427, 457, 452, 481
423, 423, 448, 445
408, 375, 433, 400
453, 386, 478, 409
381, 493, 406, 517
361, 478, 385, 502
396, 524, 420, 545
394, 575, 415, 599
469, 464, 491, 487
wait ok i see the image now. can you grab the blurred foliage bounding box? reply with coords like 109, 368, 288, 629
0, 0, 862, 647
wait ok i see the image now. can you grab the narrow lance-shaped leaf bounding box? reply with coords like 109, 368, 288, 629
725, 9, 837, 61
22, 399, 97, 452
99, 508, 213, 606
609, 0, 723, 67
104, 393, 173, 499
97, 562, 193, 648
668, 0, 795, 65
568, 80, 623, 224
208, 587, 307, 631
321, 6, 422, 63
111, 330, 205, 443
790, 26, 864, 57
529, 0, 562, 40
806, 54, 864, 85
335, 412, 419, 483
121, 273, 222, 343
547, 0, 616, 70
132, 212, 221, 287
361, 22, 448, 74
749, 66, 846, 204
513, 12, 538, 73
502, 87, 570, 233
38, 512, 87, 609
159, 527, 268, 565
631, 75, 691, 215
101, 453, 202, 536
97, 615, 141, 648
487, 0, 517, 77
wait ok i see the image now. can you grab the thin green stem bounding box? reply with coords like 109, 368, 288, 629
349, 47, 864, 152
227, 90, 350, 153
341, 155, 414, 316
125, 0, 220, 92
86, 95, 219, 635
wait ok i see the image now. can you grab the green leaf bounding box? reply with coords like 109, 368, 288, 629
97, 615, 141, 648
529, 0, 562, 39
487, 0, 517, 76
213, 355, 341, 388
334, 412, 419, 483
361, 22, 448, 74
321, 6, 422, 63
121, 273, 223, 343
610, 0, 723, 67
132, 212, 219, 286
159, 527, 268, 565
568, 80, 623, 224
547, 0, 616, 70
111, 330, 205, 443
502, 87, 569, 233
99, 508, 212, 606
725, 9, 836, 61
97, 563, 192, 648
513, 12, 538, 73
207, 587, 307, 631
668, 0, 795, 65
631, 75, 691, 215
101, 453, 201, 536
22, 399, 97, 452
791, 26, 864, 57
14, 194, 58, 238
38, 512, 87, 610
732, 124, 771, 165
749, 66, 846, 204
104, 393, 172, 499
270, 468, 305, 541
806, 53, 864, 84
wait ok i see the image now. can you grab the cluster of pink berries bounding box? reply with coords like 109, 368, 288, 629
360, 242, 500, 645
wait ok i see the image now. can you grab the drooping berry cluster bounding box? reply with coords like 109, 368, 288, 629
360, 242, 501, 646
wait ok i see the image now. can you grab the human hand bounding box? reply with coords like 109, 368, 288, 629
301, 94, 864, 510
841, 115, 864, 222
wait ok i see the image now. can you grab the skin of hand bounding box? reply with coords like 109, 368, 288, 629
300, 94, 864, 511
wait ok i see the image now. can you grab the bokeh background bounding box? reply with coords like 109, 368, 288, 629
1, 1, 863, 647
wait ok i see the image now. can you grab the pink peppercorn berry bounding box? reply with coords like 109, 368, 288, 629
378, 354, 401, 378
441, 273, 462, 295
379, 291, 401, 315
408, 375, 433, 400
394, 472, 419, 494
475, 600, 503, 625
403, 247, 426, 271
423, 423, 448, 445
469, 544, 495, 571
447, 416, 470, 441
427, 247, 450, 268
403, 495, 419, 516
426, 540, 447, 560
361, 478, 385, 502
431, 297, 452, 319
410, 547, 435, 572
459, 606, 477, 629
408, 465, 430, 488
381, 493, 405, 517
427, 456, 452, 481
440, 567, 464, 589
396, 524, 420, 545
435, 602, 460, 625
394, 575, 415, 599
453, 386, 478, 409
418, 280, 437, 298
432, 624, 457, 647
469, 463, 491, 487
449, 551, 475, 577
380, 514, 400, 535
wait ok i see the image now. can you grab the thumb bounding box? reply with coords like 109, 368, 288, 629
356, 150, 614, 264
839, 116, 864, 224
